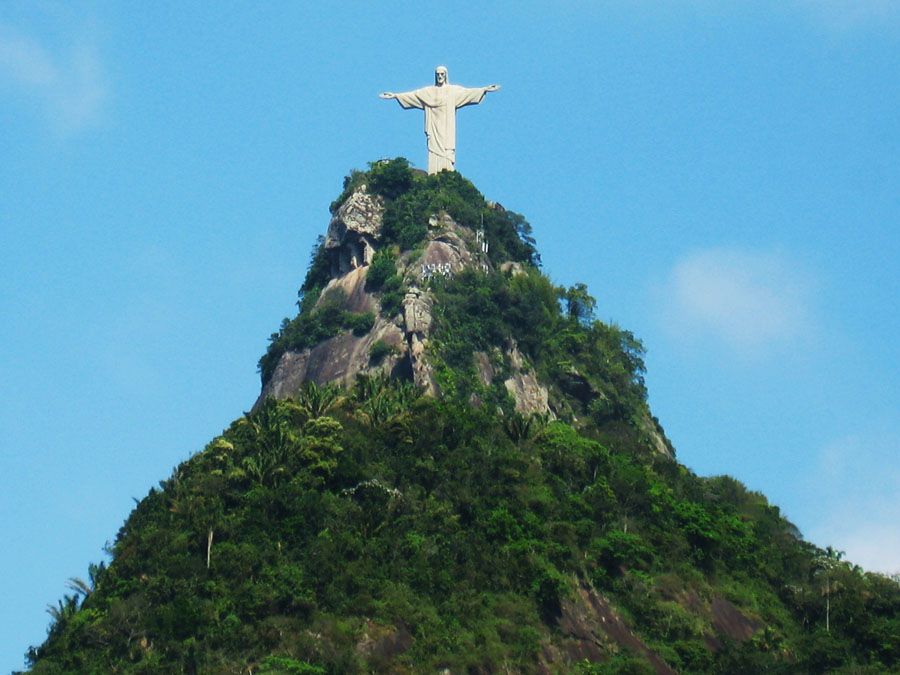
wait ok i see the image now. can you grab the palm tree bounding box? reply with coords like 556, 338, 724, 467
353, 374, 422, 429
295, 381, 345, 419
241, 399, 300, 486
502, 412, 533, 442
64, 562, 105, 601
814, 546, 846, 632
353, 373, 391, 403
46, 594, 79, 635
502, 411, 549, 443
65, 577, 92, 599
357, 393, 395, 428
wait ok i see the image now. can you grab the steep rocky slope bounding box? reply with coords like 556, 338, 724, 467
21, 160, 900, 674
258, 182, 554, 420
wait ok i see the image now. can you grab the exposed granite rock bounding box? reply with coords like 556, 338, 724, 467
255, 316, 406, 409
402, 215, 489, 284
473, 351, 494, 388
507, 340, 526, 370
505, 372, 550, 416
503, 341, 551, 416
355, 621, 413, 661
324, 187, 383, 277
500, 261, 526, 277
402, 287, 438, 396
706, 596, 763, 647
254, 260, 406, 409
317, 265, 377, 314
325, 186, 383, 242
259, 350, 311, 403
259, 193, 556, 416
407, 332, 438, 396
556, 582, 677, 674
301, 318, 404, 386
678, 590, 764, 650
639, 415, 674, 458
257, 188, 667, 459
402, 286, 433, 335
557, 363, 672, 458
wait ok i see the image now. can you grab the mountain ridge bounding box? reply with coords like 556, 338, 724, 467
21, 160, 900, 674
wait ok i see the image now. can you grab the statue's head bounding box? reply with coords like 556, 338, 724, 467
435, 66, 448, 86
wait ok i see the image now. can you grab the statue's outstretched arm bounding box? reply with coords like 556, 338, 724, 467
484, 84, 501, 92
382, 90, 425, 110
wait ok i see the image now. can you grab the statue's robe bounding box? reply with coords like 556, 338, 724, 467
393, 84, 490, 174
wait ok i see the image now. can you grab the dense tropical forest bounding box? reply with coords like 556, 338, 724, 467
21, 161, 900, 673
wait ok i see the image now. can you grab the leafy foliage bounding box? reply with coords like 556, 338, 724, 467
364, 248, 404, 318
363, 248, 397, 291
24, 164, 900, 673
367, 157, 414, 201
426, 267, 650, 431
334, 158, 539, 265
259, 290, 374, 384
368, 340, 396, 363
24, 376, 900, 673
260, 159, 542, 387
298, 235, 331, 313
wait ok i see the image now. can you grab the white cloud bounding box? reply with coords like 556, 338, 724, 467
0, 20, 107, 134
661, 247, 815, 354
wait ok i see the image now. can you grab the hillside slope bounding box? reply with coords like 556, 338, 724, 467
21, 160, 900, 674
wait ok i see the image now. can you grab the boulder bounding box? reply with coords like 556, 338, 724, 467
324, 188, 383, 276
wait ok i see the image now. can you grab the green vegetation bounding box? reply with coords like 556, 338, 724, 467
368, 340, 397, 363
422, 266, 653, 436
332, 158, 539, 266
365, 248, 405, 318
298, 235, 331, 313
23, 381, 900, 673
364, 248, 398, 291
259, 290, 374, 384
261, 159, 539, 388
23, 164, 900, 673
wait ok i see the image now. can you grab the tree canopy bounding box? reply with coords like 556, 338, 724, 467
22, 163, 900, 674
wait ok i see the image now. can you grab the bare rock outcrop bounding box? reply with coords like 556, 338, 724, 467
503, 341, 551, 416
500, 261, 526, 276
256, 314, 406, 408
254, 262, 406, 408
639, 415, 674, 458
505, 372, 550, 416
402, 287, 433, 335
402, 215, 489, 285
256, 197, 557, 417
319, 266, 377, 315
402, 287, 438, 396
256, 187, 664, 453
555, 582, 677, 674
324, 187, 383, 277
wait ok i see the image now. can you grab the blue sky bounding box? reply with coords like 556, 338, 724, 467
1, 1, 898, 670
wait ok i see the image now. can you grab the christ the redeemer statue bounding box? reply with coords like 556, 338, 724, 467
380, 66, 500, 174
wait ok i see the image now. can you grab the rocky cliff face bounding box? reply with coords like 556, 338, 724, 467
256, 185, 552, 417
254, 178, 672, 458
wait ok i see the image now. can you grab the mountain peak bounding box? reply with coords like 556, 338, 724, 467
23, 159, 900, 675
255, 159, 666, 457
